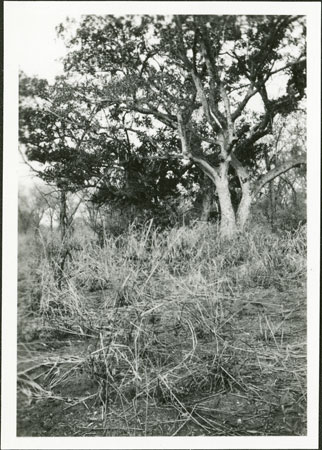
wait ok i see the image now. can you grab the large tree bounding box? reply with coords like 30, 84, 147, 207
21, 15, 307, 237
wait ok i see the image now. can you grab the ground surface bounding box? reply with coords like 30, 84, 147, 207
17, 285, 306, 437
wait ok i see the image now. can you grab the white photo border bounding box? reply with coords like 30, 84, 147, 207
2, 2, 321, 449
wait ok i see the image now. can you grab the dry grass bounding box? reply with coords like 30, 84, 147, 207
17, 221, 307, 436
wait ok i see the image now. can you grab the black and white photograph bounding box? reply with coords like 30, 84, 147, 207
2, 1, 321, 449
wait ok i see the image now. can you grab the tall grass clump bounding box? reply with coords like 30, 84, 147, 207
25, 220, 306, 338
212, 223, 307, 291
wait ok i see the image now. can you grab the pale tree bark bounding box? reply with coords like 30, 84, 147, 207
214, 163, 237, 237
236, 187, 252, 229
192, 155, 237, 237
230, 154, 252, 229
177, 112, 237, 237
198, 160, 237, 237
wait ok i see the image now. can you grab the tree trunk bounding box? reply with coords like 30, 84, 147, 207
58, 190, 69, 289
190, 155, 237, 237
236, 186, 252, 229
59, 190, 68, 242
176, 113, 237, 236
230, 153, 252, 230
215, 163, 237, 237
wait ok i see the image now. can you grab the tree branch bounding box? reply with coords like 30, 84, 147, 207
220, 83, 233, 138
230, 153, 250, 184
252, 156, 306, 198
174, 17, 223, 132
267, 56, 306, 79
177, 111, 219, 184
198, 25, 225, 128
131, 103, 177, 129
231, 84, 258, 121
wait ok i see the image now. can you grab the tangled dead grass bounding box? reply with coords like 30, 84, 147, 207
17, 221, 307, 436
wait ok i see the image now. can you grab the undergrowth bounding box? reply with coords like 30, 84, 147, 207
17, 221, 307, 436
